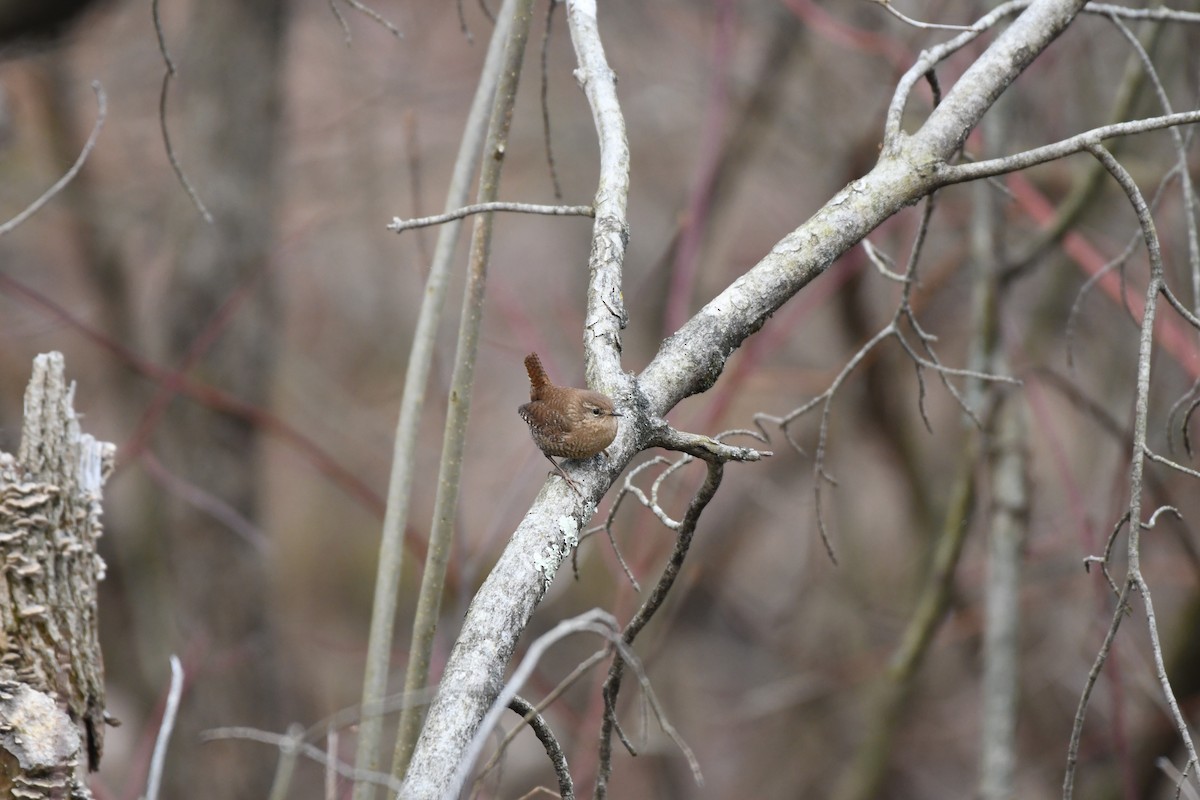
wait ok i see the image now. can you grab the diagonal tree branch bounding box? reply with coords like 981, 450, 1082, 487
396, 3, 1200, 796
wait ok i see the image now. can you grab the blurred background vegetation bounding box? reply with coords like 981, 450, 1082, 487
0, 0, 1198, 797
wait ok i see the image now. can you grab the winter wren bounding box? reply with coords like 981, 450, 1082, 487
518, 352, 621, 492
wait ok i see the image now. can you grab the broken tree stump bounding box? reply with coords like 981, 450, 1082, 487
0, 352, 114, 798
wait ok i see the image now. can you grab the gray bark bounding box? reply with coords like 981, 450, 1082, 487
0, 352, 114, 797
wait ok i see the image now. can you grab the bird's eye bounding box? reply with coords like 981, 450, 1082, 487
591, 407, 602, 416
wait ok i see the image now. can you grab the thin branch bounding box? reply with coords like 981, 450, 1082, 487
1085, 3, 1200, 24
392, 0, 536, 780
1145, 505, 1182, 529
152, 0, 213, 224
316, 689, 439, 743
144, 655, 184, 800
341, 0, 403, 39
1083, 512, 1129, 600
0, 82, 106, 237
1106, 11, 1200, 348
1167, 378, 1200, 455
267, 724, 305, 800
1134, 575, 1200, 793
352, 1, 520, 794
883, 0, 1027, 150
326, 726, 338, 800
1064, 141, 1200, 798
1094, 141, 1200, 774
937, 111, 1200, 187
874, 0, 974, 31
504, 696, 574, 800
755, 222, 1018, 564
1144, 447, 1200, 481
203, 727, 405, 795
540, 0, 564, 200
1160, 283, 1200, 333
1157, 757, 1200, 800
328, 0, 351, 44
474, 648, 608, 790
455, 610, 699, 799
895, 330, 1022, 384
577, 456, 675, 588
649, 424, 771, 464
754, 323, 894, 563
457, 0, 472, 43
388, 201, 592, 233
861, 238, 908, 283
1108, 14, 1195, 316
1184, 394, 1200, 457
1004, 18, 1166, 279
1064, 578, 1133, 800
1065, 214, 1153, 368
596, 463, 721, 799
140, 450, 268, 554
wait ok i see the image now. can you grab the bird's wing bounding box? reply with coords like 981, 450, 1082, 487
518, 402, 572, 445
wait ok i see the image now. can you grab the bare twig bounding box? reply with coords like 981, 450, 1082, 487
1064, 142, 1200, 799
0, 82, 106, 237
144, 655, 184, 800
505, 696, 574, 800
937, 111, 1200, 187
204, 727, 404, 794
885, 1, 1200, 156
1144, 447, 1200, 481
1157, 757, 1200, 800
883, 0, 1027, 150
328, 0, 351, 44
392, 0, 536, 779
1085, 4, 1200, 24
1065, 212, 1155, 368
473, 648, 608, 791
1182, 391, 1200, 457
151, 0, 213, 223
1004, 19, 1166, 279
388, 201, 593, 233
325, 726, 338, 800
873, 0, 974, 31
341, 0, 403, 39
577, 428, 765, 589
595, 463, 721, 799
861, 239, 907, 283
457, 0, 472, 42
755, 218, 1018, 563
328, 0, 402, 44
650, 424, 771, 464
1104, 13, 1200, 337
1064, 579, 1133, 800
455, 610, 700, 799
540, 0, 564, 200
1083, 512, 1129, 599
352, 1, 520, 794
267, 724, 304, 800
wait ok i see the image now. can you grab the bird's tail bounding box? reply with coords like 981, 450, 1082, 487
524, 352, 551, 396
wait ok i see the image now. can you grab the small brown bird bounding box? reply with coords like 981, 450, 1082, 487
518, 352, 621, 493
